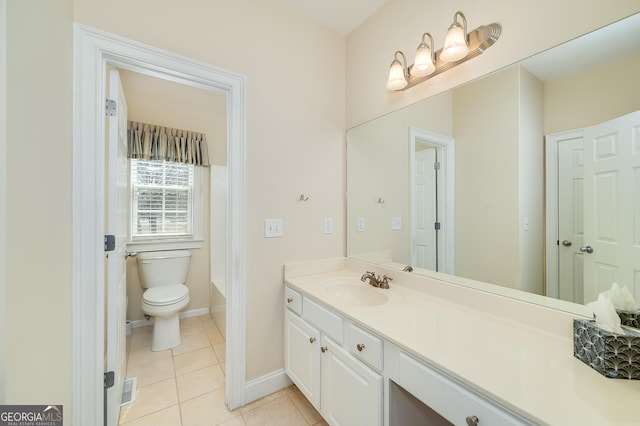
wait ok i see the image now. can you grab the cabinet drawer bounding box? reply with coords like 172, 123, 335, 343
398, 352, 529, 425
284, 286, 302, 315
348, 323, 383, 371
303, 297, 344, 344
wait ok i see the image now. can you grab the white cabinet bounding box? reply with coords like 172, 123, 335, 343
321, 336, 383, 426
284, 288, 383, 425
284, 309, 321, 409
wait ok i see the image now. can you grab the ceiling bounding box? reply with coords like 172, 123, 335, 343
276, 0, 388, 35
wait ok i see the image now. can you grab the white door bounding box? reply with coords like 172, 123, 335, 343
105, 68, 129, 426
412, 146, 438, 270
557, 137, 585, 303
582, 110, 640, 303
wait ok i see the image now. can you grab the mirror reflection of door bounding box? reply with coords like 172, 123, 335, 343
553, 110, 640, 304
413, 144, 439, 270
409, 128, 454, 275
557, 136, 584, 303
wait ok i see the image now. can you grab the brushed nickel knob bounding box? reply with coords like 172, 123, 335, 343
309, 337, 315, 344
357, 343, 365, 352
580, 245, 594, 254
562, 240, 572, 246
466, 415, 479, 426
321, 346, 328, 353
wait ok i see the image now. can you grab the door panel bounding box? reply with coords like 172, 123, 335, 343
413, 147, 437, 270
105, 68, 128, 426
558, 137, 584, 303
583, 110, 640, 303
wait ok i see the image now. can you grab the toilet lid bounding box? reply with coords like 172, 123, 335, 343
143, 284, 189, 306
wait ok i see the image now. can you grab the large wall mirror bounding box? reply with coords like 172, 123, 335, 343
347, 13, 640, 314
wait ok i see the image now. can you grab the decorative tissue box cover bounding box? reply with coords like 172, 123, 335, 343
573, 319, 640, 379
617, 309, 640, 329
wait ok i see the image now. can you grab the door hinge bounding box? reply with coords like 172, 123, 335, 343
104, 371, 115, 389
433, 161, 441, 170
104, 235, 116, 252
105, 98, 117, 117
434, 222, 441, 230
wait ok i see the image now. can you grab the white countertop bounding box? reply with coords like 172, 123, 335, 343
284, 260, 640, 426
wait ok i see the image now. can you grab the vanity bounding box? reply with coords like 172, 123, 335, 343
283, 257, 640, 425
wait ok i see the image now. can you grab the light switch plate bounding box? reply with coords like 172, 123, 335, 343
356, 217, 365, 232
392, 216, 402, 230
323, 218, 333, 234
264, 218, 283, 238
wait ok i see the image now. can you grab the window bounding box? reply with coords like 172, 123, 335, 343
129, 159, 202, 247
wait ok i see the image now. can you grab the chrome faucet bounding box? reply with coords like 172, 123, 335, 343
360, 271, 393, 289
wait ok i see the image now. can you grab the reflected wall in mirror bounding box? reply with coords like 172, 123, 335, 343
347, 13, 640, 309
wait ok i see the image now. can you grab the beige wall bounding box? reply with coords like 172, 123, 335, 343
518, 67, 545, 295
73, 0, 346, 382
453, 67, 520, 287
544, 53, 640, 134
347, 91, 452, 262
346, 0, 640, 128
118, 69, 227, 322
5, 0, 73, 408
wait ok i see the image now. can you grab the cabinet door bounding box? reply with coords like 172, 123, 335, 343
285, 310, 321, 409
321, 336, 383, 426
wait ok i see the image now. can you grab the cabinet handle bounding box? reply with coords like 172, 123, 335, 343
286, 297, 293, 303
466, 415, 479, 426
321, 346, 328, 353
309, 337, 316, 344
356, 343, 365, 352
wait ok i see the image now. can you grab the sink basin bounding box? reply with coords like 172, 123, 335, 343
323, 280, 389, 306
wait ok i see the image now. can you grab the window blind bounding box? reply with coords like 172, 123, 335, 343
130, 159, 194, 238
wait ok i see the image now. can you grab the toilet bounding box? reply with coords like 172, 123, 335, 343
137, 250, 191, 351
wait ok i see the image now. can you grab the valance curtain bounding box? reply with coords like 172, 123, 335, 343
127, 121, 210, 166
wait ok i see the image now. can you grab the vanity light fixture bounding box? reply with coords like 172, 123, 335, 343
410, 33, 436, 77
440, 11, 469, 62
386, 11, 501, 91
386, 51, 409, 90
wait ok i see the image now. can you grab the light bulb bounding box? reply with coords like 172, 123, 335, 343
386, 59, 407, 90
440, 24, 468, 62
411, 44, 435, 77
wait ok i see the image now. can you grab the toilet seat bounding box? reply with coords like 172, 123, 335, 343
143, 284, 189, 306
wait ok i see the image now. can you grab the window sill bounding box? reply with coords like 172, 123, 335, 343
127, 239, 204, 253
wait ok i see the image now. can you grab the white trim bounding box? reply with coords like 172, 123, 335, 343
0, 0, 7, 404
409, 127, 455, 274
244, 369, 293, 405
128, 307, 211, 329
544, 129, 583, 299
73, 25, 247, 425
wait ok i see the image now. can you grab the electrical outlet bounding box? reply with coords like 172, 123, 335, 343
356, 217, 365, 232
264, 218, 283, 238
323, 218, 333, 234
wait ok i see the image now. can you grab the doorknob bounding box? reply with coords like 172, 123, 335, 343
125, 251, 138, 259
562, 240, 572, 247
579, 246, 594, 254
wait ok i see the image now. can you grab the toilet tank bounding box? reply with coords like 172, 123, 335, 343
137, 250, 191, 288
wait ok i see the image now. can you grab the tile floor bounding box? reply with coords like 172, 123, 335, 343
119, 314, 327, 426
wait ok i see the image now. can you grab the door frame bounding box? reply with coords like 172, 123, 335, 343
0, 0, 6, 404
409, 127, 455, 275
544, 129, 583, 298
72, 25, 247, 425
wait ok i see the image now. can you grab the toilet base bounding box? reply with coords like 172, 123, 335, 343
151, 313, 181, 352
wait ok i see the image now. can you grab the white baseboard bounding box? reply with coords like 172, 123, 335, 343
245, 369, 293, 405
129, 307, 210, 329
